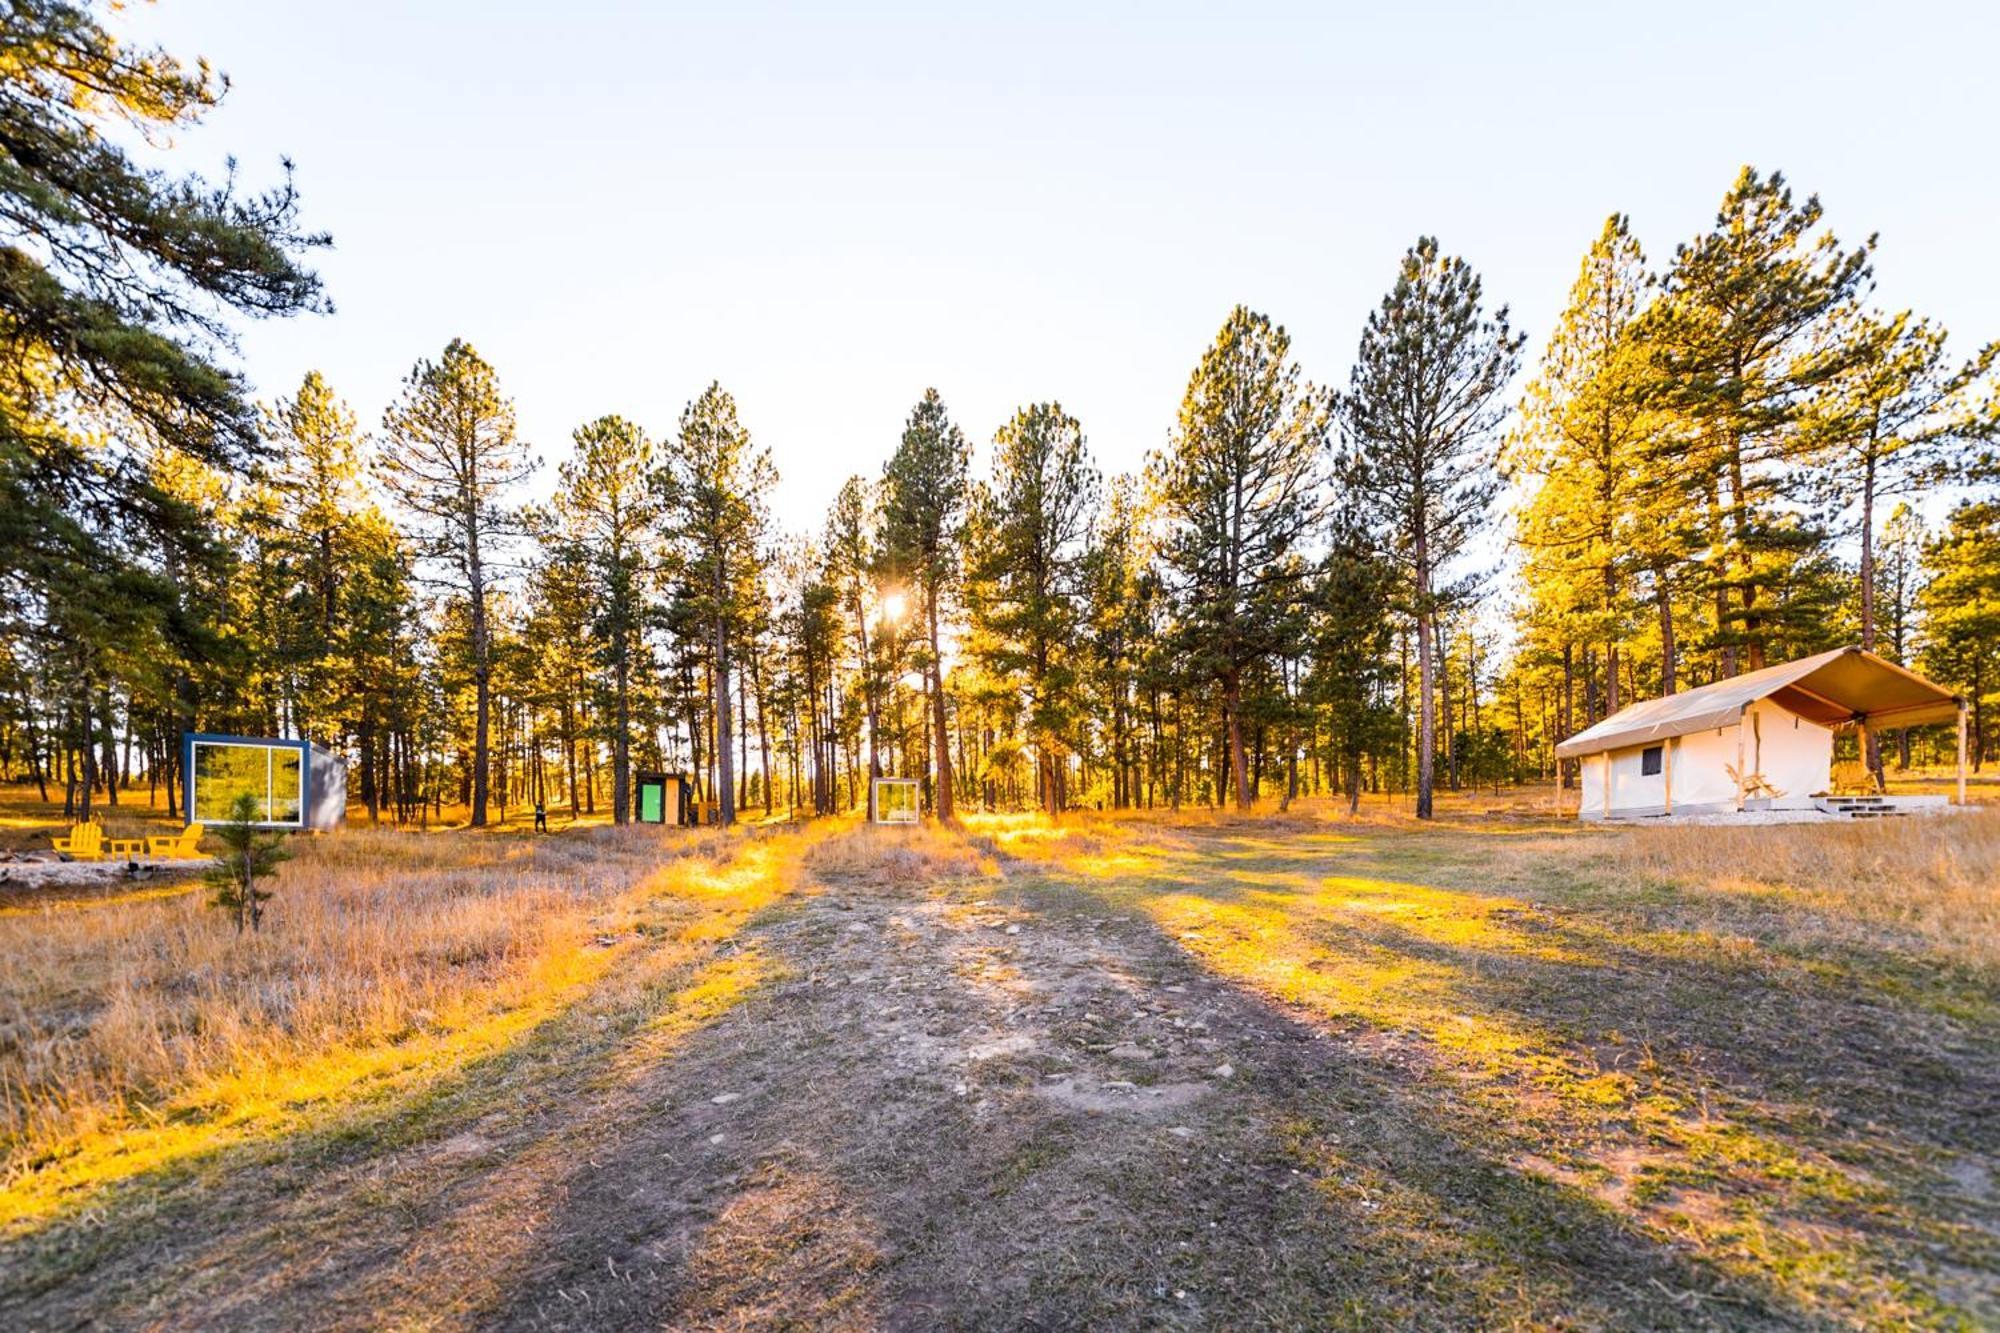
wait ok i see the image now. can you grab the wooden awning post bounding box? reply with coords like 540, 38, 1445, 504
1859, 720, 1882, 793
1958, 702, 1970, 807
1735, 708, 1750, 812
1663, 736, 1674, 816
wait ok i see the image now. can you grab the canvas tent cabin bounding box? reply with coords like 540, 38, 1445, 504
1553, 648, 1967, 821
184, 733, 347, 831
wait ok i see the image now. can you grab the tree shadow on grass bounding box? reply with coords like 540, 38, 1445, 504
0, 922, 779, 1328
459, 859, 1819, 1330
1019, 824, 1998, 1324
1129, 828, 1997, 1155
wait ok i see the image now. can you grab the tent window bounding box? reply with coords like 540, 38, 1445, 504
1641, 745, 1663, 777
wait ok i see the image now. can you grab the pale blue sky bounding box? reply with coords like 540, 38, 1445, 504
128, 1, 1999, 534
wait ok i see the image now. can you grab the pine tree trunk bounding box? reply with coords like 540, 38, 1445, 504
926, 588, 954, 822
854, 593, 881, 819
1224, 673, 1251, 810
100, 688, 118, 807
713, 600, 735, 826
1860, 442, 1883, 787
613, 650, 631, 824
360, 720, 379, 823
467, 487, 491, 827
78, 693, 95, 821
1655, 577, 1677, 696
752, 641, 773, 817
1415, 553, 1436, 820
563, 699, 580, 817
1282, 726, 1298, 812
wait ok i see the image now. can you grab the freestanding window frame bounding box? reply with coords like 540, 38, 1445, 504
871, 777, 920, 825
184, 733, 311, 828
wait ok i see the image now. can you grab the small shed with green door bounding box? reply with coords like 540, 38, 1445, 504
634, 771, 691, 826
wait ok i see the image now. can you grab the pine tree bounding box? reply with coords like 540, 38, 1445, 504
1645, 167, 1873, 674
670, 384, 771, 827
1509, 216, 1659, 718
1155, 307, 1331, 810
379, 340, 533, 827
0, 0, 326, 597
1343, 240, 1522, 819
338, 507, 419, 821
1082, 477, 1152, 809
824, 477, 886, 814
1921, 500, 2000, 771
882, 389, 971, 821
547, 415, 665, 823
205, 792, 290, 933
969, 403, 1099, 814
1877, 504, 1926, 666
1309, 474, 1399, 814
263, 371, 368, 743
0, 1, 325, 823
1807, 312, 1998, 655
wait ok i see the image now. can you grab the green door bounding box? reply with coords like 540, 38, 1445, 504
639, 781, 663, 823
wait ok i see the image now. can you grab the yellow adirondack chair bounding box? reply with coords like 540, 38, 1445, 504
148, 825, 205, 860
51, 820, 105, 861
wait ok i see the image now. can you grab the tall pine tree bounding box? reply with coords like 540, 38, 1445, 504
882, 389, 971, 821
968, 402, 1099, 814
1155, 307, 1331, 810
671, 384, 771, 827
548, 414, 665, 823
379, 340, 533, 827
1344, 240, 1522, 819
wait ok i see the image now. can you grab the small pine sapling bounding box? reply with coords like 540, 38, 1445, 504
206, 793, 292, 933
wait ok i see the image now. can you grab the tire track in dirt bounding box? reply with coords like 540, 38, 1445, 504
478, 838, 1720, 1329
3, 825, 1754, 1329
485, 851, 1339, 1328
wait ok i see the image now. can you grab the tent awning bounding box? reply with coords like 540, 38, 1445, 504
1553, 647, 1963, 760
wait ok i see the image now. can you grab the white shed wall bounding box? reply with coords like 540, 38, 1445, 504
1671, 727, 1740, 809
1747, 698, 1833, 809
1608, 745, 1663, 812
1574, 700, 1834, 819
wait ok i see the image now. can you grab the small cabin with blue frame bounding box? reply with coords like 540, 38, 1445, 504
183, 733, 347, 831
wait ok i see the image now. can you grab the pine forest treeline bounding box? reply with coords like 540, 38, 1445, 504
4, 7, 1998, 825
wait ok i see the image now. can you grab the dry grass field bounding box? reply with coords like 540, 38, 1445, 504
0, 790, 1993, 1328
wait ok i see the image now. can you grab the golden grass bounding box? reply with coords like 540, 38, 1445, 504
974, 792, 2000, 972
0, 820, 798, 1217
802, 817, 1003, 887
1534, 807, 2000, 970
0, 785, 181, 854
972, 801, 1998, 1323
